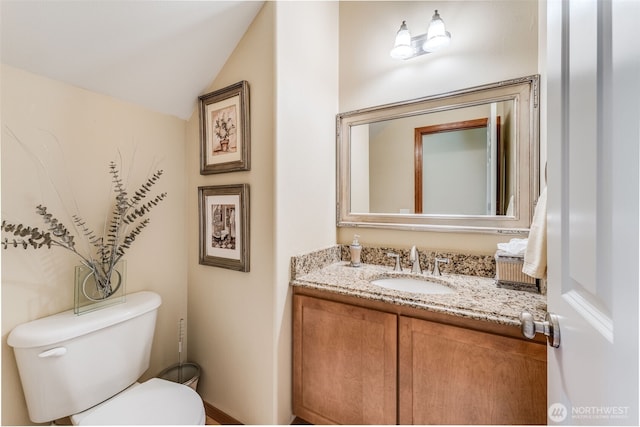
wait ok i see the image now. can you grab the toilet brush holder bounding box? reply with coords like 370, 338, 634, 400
158, 362, 201, 392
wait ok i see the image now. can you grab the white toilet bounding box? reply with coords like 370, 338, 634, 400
7, 291, 205, 425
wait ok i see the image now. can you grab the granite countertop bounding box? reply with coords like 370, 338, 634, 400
291, 261, 547, 327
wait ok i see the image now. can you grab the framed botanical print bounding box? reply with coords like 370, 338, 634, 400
198, 184, 250, 272
199, 81, 250, 174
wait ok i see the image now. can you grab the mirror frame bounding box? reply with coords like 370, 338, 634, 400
336, 75, 540, 234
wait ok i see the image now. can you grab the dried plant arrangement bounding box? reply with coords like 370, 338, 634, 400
2, 161, 167, 300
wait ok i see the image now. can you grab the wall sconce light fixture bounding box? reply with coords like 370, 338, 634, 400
390, 10, 452, 60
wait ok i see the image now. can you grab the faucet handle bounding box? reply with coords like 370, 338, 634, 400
432, 257, 450, 276
387, 252, 402, 271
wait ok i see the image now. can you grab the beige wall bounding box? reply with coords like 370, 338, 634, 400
274, 1, 338, 423
337, 0, 540, 253
185, 3, 276, 423
185, 2, 338, 424
1, 65, 188, 425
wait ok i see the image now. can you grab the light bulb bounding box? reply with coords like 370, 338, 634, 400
423, 10, 451, 53
390, 21, 414, 60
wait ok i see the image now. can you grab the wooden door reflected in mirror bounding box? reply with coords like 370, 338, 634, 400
414, 116, 508, 215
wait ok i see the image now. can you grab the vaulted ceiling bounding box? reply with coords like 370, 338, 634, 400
1, 1, 264, 119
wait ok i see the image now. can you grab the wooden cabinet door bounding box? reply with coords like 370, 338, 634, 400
293, 295, 397, 425
399, 316, 546, 425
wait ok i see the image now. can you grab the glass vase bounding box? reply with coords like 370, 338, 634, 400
74, 260, 126, 315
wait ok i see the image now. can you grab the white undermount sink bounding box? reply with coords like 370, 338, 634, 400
370, 277, 455, 294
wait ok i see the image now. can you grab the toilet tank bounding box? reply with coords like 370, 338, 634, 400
7, 291, 162, 423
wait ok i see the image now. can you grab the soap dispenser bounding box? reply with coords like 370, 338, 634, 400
350, 234, 362, 267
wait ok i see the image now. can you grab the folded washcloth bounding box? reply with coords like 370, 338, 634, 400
523, 187, 547, 278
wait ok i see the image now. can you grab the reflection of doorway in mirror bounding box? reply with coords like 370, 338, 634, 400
414, 116, 505, 215
422, 126, 488, 215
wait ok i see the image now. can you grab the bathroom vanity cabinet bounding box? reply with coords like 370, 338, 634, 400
292, 290, 546, 425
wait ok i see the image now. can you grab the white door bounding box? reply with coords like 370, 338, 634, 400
545, 0, 639, 424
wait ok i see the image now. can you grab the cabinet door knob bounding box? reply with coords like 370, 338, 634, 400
519, 311, 561, 348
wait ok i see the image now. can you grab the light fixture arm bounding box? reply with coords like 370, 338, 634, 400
404, 32, 431, 59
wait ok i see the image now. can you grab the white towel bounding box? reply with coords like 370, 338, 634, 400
497, 238, 528, 257
523, 187, 547, 279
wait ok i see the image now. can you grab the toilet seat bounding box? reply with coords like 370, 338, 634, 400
70, 378, 205, 425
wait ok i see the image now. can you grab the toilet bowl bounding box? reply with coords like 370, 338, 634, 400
8, 291, 205, 425
71, 378, 205, 425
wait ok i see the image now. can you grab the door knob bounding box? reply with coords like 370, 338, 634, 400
519, 311, 561, 348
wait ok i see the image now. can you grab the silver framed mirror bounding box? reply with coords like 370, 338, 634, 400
337, 75, 540, 234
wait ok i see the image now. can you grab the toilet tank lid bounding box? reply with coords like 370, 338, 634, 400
8, 291, 162, 349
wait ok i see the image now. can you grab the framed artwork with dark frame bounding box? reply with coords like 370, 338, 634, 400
199, 80, 250, 174
198, 184, 250, 272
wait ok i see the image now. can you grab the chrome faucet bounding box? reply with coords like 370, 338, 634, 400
410, 246, 422, 274
387, 252, 402, 271
432, 257, 450, 276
